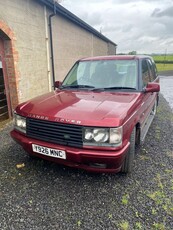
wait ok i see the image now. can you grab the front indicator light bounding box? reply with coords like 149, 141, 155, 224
110, 127, 122, 144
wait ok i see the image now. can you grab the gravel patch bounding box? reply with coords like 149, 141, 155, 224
0, 95, 173, 230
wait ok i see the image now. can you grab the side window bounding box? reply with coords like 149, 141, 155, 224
153, 63, 158, 78
147, 59, 157, 81
142, 60, 150, 87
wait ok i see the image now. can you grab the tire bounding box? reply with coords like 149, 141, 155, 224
121, 127, 136, 173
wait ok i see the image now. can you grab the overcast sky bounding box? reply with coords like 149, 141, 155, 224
60, 0, 173, 54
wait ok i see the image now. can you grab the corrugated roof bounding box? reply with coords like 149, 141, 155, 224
37, 0, 117, 46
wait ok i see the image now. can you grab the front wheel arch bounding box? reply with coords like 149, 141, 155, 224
121, 126, 136, 173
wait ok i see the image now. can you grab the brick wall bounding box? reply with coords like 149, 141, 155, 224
0, 20, 19, 112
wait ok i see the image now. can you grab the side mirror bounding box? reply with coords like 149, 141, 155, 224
145, 82, 160, 93
54, 81, 62, 88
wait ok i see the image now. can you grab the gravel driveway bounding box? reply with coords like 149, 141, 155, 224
0, 95, 173, 230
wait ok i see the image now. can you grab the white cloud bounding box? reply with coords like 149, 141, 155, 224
61, 0, 173, 54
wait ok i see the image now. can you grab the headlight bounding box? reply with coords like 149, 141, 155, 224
93, 129, 109, 142
83, 127, 122, 147
85, 129, 94, 140
14, 113, 26, 133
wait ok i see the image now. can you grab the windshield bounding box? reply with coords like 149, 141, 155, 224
61, 59, 138, 90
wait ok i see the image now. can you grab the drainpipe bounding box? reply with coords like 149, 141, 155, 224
44, 6, 51, 92
48, 1, 56, 90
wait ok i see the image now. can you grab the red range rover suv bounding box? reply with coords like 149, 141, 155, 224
11, 55, 160, 173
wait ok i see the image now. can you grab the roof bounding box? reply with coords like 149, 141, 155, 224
37, 0, 117, 46
80, 55, 152, 61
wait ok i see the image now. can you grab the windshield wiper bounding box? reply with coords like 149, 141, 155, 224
105, 86, 136, 90
92, 86, 136, 91
60, 85, 95, 89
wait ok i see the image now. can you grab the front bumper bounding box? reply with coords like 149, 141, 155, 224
10, 130, 130, 173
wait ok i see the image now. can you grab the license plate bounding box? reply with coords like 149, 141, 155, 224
32, 144, 66, 159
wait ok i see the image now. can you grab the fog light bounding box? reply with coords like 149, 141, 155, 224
89, 163, 107, 169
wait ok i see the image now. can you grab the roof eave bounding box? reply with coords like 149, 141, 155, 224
37, 0, 117, 46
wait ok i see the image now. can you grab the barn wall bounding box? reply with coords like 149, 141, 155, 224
0, 0, 116, 106
52, 15, 110, 81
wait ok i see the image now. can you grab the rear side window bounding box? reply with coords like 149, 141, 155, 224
147, 59, 157, 81
142, 58, 158, 87
142, 60, 150, 87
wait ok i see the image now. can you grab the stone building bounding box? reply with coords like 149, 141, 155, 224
0, 0, 117, 120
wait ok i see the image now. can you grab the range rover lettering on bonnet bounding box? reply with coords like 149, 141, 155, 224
28, 114, 81, 124
28, 114, 49, 120
54, 118, 81, 124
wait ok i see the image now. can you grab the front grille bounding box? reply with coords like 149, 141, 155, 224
26, 118, 83, 148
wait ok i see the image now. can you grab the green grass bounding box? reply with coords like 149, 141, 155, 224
156, 63, 173, 72
119, 221, 129, 230
152, 55, 173, 61
152, 55, 173, 72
